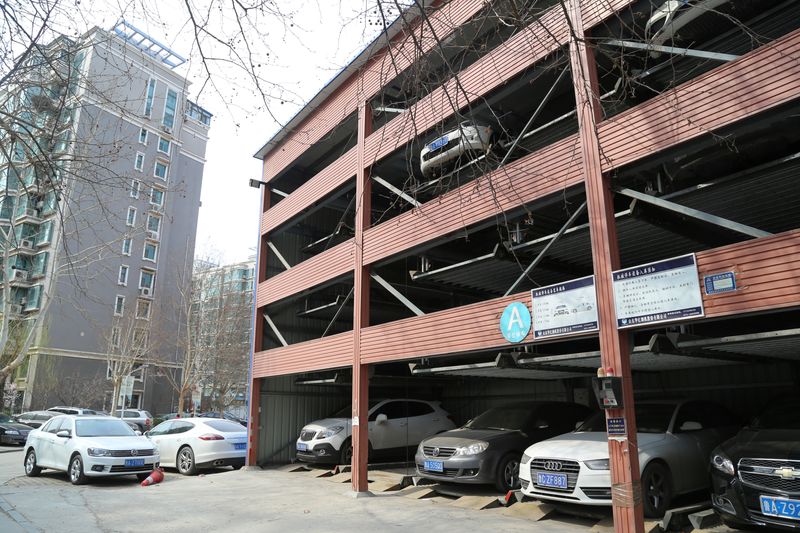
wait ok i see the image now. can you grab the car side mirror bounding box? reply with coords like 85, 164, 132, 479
679, 421, 703, 432
375, 414, 388, 424
56, 430, 71, 439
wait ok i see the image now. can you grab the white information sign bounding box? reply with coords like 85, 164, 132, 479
121, 375, 135, 400
531, 275, 598, 339
613, 254, 704, 329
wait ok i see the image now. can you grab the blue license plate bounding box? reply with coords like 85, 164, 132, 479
428, 135, 448, 152
296, 442, 307, 452
234, 443, 246, 450
536, 472, 568, 489
761, 495, 800, 520
424, 460, 444, 473
125, 459, 145, 467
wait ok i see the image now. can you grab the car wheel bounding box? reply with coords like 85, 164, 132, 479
339, 438, 353, 465
24, 449, 41, 477
495, 453, 521, 492
642, 462, 673, 518
177, 446, 197, 476
69, 455, 87, 485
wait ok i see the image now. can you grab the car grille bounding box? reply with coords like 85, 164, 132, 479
581, 487, 612, 500
422, 446, 456, 459
300, 430, 317, 441
529, 458, 581, 493
109, 449, 155, 457
109, 463, 155, 473
739, 458, 800, 494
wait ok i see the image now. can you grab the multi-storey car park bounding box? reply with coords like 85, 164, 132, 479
248, 1, 800, 530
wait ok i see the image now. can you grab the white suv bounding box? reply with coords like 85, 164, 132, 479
420, 121, 493, 178
296, 399, 456, 464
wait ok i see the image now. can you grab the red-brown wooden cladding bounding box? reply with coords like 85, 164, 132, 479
251, 331, 354, 378
256, 238, 354, 308
262, 0, 488, 181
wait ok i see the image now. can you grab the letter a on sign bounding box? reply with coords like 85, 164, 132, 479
500, 302, 531, 343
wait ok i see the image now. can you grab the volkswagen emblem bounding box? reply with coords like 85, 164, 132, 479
544, 461, 562, 471
131, 449, 138, 456
432, 447, 440, 457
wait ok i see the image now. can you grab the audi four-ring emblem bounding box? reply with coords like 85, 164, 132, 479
543, 461, 562, 471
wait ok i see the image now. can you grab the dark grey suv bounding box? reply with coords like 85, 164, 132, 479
415, 401, 592, 491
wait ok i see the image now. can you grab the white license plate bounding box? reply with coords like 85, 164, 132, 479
536, 472, 568, 489
761, 495, 800, 520
125, 459, 145, 467
424, 460, 443, 472
296, 442, 308, 452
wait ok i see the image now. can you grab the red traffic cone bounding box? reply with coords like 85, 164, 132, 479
140, 468, 165, 487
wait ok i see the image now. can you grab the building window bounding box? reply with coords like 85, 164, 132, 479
143, 241, 158, 262
118, 265, 129, 286
150, 187, 164, 207
130, 179, 141, 199
154, 161, 168, 180
139, 269, 155, 290
126, 207, 137, 227
163, 88, 178, 129
133, 328, 149, 351
134, 152, 144, 171
138, 128, 148, 145
146, 214, 161, 238
111, 326, 121, 349
157, 137, 170, 155
136, 299, 151, 320
143, 78, 157, 117
114, 295, 125, 316
122, 238, 132, 256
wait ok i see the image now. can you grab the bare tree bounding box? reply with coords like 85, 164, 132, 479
104, 311, 156, 416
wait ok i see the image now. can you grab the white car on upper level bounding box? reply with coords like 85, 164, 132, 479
420, 121, 494, 178
645, 0, 730, 51
296, 399, 456, 465
519, 400, 740, 517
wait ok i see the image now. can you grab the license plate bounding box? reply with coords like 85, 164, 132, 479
234, 443, 246, 450
760, 495, 800, 520
536, 472, 568, 489
125, 459, 145, 467
424, 460, 444, 473
296, 442, 307, 452
428, 135, 448, 152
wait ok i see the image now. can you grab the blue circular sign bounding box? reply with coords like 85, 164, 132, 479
500, 302, 531, 343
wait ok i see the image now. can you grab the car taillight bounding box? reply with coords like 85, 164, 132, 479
198, 433, 225, 441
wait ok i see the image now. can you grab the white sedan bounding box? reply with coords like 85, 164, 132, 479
146, 418, 247, 475
519, 400, 740, 517
24, 415, 159, 485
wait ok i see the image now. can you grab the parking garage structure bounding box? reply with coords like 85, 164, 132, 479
248, 1, 800, 531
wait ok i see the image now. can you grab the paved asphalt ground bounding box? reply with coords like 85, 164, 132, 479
0, 445, 749, 532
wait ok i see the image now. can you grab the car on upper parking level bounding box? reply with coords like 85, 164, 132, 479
420, 121, 494, 178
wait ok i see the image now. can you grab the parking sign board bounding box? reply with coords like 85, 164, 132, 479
531, 276, 598, 340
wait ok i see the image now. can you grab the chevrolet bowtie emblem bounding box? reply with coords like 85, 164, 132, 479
775, 467, 799, 479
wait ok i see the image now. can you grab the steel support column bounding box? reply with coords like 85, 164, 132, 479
351, 100, 372, 492
567, 2, 644, 531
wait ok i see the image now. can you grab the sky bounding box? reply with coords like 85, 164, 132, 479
66, 0, 392, 264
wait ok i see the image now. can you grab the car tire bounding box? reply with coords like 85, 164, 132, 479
24, 449, 41, 477
69, 455, 88, 485
177, 446, 197, 476
339, 438, 353, 466
642, 462, 673, 518
495, 453, 522, 492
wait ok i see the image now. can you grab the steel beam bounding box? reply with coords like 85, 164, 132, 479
263, 313, 288, 347
505, 201, 587, 296
266, 241, 292, 270
370, 273, 424, 316
616, 187, 771, 239
271, 188, 289, 198
322, 287, 354, 337
373, 175, 421, 207
604, 39, 739, 62
373, 106, 405, 114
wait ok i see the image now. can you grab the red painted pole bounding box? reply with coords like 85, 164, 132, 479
566, 2, 644, 532
351, 100, 373, 492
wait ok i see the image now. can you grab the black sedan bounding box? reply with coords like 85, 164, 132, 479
711, 395, 800, 531
0, 414, 33, 445
415, 401, 592, 492
14, 410, 56, 429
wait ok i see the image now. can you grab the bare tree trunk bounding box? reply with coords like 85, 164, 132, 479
110, 378, 121, 416
0, 374, 7, 412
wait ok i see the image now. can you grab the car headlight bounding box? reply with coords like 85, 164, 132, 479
712, 452, 735, 476
87, 448, 113, 457
584, 459, 610, 470
318, 426, 344, 439
521, 453, 531, 464
417, 442, 425, 455
4, 430, 19, 435
454, 441, 489, 456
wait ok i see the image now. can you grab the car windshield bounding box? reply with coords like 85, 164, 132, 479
465, 407, 532, 431
75, 419, 136, 437
577, 404, 676, 434
750, 399, 800, 430
333, 401, 380, 418
0, 414, 12, 423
